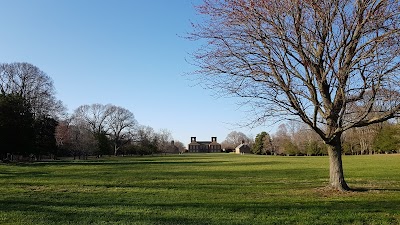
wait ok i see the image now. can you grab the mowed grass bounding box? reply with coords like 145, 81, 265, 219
0, 154, 399, 225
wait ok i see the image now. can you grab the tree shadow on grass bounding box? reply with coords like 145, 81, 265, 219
0, 197, 399, 224
351, 187, 400, 192
4, 160, 232, 168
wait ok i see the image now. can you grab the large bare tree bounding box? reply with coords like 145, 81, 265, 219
0, 62, 64, 118
106, 105, 138, 155
72, 104, 138, 156
72, 104, 112, 135
221, 131, 252, 149
190, 0, 400, 191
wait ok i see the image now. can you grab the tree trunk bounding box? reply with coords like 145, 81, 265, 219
114, 144, 118, 156
327, 137, 350, 191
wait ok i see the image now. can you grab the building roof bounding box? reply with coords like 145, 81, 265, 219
189, 141, 221, 145
235, 143, 250, 150
189, 142, 201, 145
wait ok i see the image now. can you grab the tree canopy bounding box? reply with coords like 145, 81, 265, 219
0, 62, 64, 118
190, 0, 400, 191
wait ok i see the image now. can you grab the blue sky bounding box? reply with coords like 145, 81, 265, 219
0, 0, 276, 145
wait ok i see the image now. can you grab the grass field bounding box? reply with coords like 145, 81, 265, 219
0, 154, 399, 224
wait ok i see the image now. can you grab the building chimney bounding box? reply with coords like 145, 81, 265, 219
191, 137, 197, 142
212, 137, 217, 142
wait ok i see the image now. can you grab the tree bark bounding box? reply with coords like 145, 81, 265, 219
327, 137, 350, 191
114, 144, 119, 156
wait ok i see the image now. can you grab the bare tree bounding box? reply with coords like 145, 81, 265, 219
221, 131, 251, 149
156, 129, 174, 154
69, 123, 96, 160
190, 0, 400, 191
72, 104, 138, 156
173, 140, 187, 153
106, 105, 138, 155
72, 104, 112, 135
135, 125, 159, 155
272, 124, 292, 155
0, 62, 64, 118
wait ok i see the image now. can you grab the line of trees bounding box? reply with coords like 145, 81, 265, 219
245, 121, 399, 156
223, 119, 399, 156
56, 105, 186, 159
0, 62, 185, 161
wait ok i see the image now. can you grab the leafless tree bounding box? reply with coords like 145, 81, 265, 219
72, 104, 138, 155
156, 129, 174, 154
106, 105, 138, 155
221, 131, 252, 149
72, 104, 112, 135
69, 123, 96, 159
173, 140, 187, 153
134, 125, 159, 155
190, 0, 400, 191
57, 118, 96, 159
272, 124, 291, 155
0, 62, 64, 118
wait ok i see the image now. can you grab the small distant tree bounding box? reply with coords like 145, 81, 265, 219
173, 140, 187, 153
55, 120, 72, 156
306, 140, 327, 156
156, 129, 174, 154
273, 124, 291, 155
343, 128, 361, 155
69, 124, 96, 160
135, 126, 159, 155
251, 131, 272, 155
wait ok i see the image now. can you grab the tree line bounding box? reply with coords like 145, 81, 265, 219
1, 61, 399, 162
56, 104, 185, 159
0, 62, 185, 161
221, 121, 400, 156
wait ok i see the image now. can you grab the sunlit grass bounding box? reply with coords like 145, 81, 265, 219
0, 154, 399, 224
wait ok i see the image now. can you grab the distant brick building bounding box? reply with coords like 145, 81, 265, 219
188, 137, 222, 153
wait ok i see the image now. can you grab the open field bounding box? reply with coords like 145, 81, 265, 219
0, 154, 399, 224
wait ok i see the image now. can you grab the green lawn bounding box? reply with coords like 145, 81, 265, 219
0, 154, 399, 224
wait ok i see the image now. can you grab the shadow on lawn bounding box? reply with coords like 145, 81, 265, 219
351, 187, 400, 192
0, 199, 214, 224
0, 171, 49, 177
7, 160, 231, 167
0, 197, 399, 224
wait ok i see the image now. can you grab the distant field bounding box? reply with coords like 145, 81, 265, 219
0, 154, 399, 224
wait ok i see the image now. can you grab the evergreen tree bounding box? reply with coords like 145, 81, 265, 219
374, 125, 400, 153
33, 116, 58, 158
95, 131, 112, 156
0, 94, 34, 159
251, 132, 271, 155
